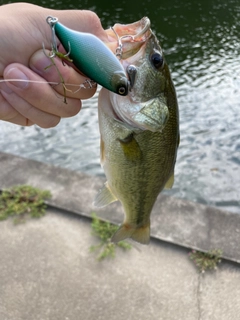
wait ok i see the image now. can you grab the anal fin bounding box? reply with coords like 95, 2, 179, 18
93, 182, 118, 207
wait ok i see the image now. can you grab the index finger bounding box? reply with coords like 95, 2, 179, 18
29, 50, 97, 100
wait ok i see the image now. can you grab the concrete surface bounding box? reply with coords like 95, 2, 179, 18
0, 152, 240, 320
0, 152, 240, 263
0, 207, 240, 320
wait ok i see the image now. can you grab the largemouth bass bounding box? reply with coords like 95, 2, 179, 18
94, 17, 179, 244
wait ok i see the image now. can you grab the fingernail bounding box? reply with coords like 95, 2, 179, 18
5, 68, 29, 89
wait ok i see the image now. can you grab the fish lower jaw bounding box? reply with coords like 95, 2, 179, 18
112, 96, 169, 132
113, 109, 165, 132
112, 104, 149, 130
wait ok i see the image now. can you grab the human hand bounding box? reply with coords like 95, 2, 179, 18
0, 3, 109, 127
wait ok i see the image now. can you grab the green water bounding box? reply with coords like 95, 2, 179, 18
1, 0, 240, 213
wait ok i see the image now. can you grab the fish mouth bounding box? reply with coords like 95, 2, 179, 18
108, 16, 151, 41
105, 17, 152, 59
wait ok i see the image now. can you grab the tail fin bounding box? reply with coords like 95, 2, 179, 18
111, 222, 150, 245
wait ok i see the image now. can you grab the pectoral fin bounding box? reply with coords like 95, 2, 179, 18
164, 173, 174, 189
93, 182, 118, 207
118, 133, 142, 162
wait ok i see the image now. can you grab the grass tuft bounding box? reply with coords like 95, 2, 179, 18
0, 185, 51, 223
189, 249, 222, 273
90, 213, 132, 261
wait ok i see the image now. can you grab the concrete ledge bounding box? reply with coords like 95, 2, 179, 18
0, 151, 239, 263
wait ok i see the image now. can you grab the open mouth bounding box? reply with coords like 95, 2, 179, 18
105, 17, 152, 60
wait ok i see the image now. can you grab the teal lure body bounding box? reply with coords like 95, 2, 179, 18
54, 22, 129, 96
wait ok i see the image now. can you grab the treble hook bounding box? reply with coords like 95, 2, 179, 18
111, 27, 123, 59
43, 16, 71, 60
110, 27, 135, 60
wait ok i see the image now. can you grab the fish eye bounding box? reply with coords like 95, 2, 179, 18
151, 52, 164, 69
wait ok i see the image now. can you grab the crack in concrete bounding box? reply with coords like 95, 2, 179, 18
197, 274, 202, 320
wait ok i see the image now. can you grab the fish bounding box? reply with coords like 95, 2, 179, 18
94, 17, 179, 245
51, 18, 129, 95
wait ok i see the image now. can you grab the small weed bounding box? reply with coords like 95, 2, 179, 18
189, 249, 222, 273
0, 185, 51, 223
90, 213, 132, 261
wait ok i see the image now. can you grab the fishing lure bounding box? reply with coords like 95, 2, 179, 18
46, 16, 129, 96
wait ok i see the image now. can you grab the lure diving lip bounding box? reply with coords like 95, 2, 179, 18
50, 18, 129, 96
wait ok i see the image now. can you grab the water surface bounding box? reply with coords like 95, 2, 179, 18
1, 0, 240, 213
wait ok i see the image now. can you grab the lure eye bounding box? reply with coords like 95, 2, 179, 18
151, 52, 164, 69
118, 85, 128, 96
